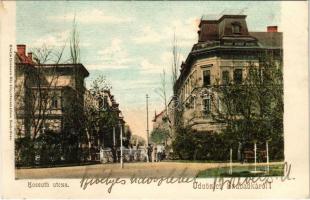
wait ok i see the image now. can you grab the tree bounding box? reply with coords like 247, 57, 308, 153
150, 128, 169, 144
210, 51, 283, 160
171, 31, 180, 95
70, 15, 80, 64
130, 135, 146, 147
83, 75, 123, 161
155, 69, 168, 113
170, 31, 184, 141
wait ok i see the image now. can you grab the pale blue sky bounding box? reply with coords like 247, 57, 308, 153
16, 1, 281, 137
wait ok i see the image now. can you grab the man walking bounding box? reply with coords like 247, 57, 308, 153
157, 144, 163, 162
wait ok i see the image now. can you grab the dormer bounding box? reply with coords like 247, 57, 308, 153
217, 15, 250, 38
197, 14, 254, 43
231, 21, 242, 34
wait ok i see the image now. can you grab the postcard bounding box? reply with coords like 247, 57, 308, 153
0, 1, 309, 199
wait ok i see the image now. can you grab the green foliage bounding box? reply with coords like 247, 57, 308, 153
15, 130, 63, 166
15, 136, 36, 166
172, 126, 230, 160
172, 126, 283, 161
150, 128, 169, 144
130, 135, 146, 146
211, 53, 283, 158
171, 126, 195, 160
35, 130, 63, 165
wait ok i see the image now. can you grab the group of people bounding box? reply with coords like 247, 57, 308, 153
147, 143, 166, 162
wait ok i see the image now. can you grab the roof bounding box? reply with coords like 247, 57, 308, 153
35, 63, 90, 77
249, 32, 283, 48
15, 52, 35, 65
152, 109, 166, 122
198, 14, 252, 42
174, 14, 283, 93
201, 9, 246, 21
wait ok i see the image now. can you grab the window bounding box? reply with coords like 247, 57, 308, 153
103, 96, 108, 110
203, 96, 211, 113
51, 96, 59, 109
203, 70, 211, 86
222, 71, 230, 85
232, 23, 241, 34
234, 69, 243, 84
217, 97, 222, 112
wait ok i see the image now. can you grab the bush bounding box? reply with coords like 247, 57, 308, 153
15, 130, 79, 167
15, 136, 36, 166
35, 130, 62, 165
172, 126, 284, 162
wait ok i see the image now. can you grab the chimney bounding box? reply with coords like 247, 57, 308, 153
28, 52, 32, 61
267, 26, 278, 33
17, 44, 26, 56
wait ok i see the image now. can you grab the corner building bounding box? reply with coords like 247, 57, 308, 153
174, 14, 282, 132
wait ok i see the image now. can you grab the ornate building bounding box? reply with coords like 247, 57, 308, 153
173, 14, 283, 132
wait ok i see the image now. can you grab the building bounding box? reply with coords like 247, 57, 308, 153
173, 14, 283, 132
152, 109, 168, 130
15, 44, 89, 138
15, 44, 131, 164
84, 88, 126, 151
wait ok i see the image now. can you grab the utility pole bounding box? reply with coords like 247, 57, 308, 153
119, 122, 123, 169
146, 94, 150, 163
146, 94, 149, 145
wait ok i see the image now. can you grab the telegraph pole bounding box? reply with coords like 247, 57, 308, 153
146, 94, 150, 162
119, 122, 123, 169
146, 94, 149, 145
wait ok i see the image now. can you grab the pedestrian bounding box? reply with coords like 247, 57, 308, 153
147, 144, 152, 162
157, 144, 163, 162
152, 145, 157, 162
99, 147, 104, 163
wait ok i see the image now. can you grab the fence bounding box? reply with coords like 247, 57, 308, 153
93, 148, 148, 163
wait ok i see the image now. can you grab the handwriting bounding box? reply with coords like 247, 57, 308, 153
79, 162, 294, 193
80, 167, 126, 193
80, 167, 195, 193
212, 162, 294, 191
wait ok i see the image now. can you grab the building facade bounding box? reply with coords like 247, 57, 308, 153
174, 15, 283, 132
15, 44, 89, 138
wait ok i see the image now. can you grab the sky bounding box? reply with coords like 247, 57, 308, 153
16, 1, 281, 139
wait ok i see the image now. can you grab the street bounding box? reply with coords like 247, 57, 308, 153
15, 162, 282, 179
